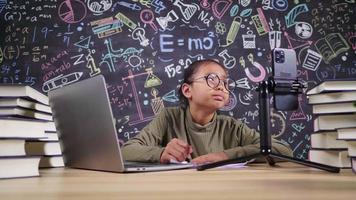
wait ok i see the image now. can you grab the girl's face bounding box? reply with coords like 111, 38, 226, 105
183, 62, 230, 111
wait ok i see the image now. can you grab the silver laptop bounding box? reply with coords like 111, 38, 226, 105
48, 75, 194, 172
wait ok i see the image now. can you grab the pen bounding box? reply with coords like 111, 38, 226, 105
185, 147, 192, 163
171, 134, 192, 163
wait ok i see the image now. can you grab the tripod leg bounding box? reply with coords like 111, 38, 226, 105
196, 153, 260, 171
264, 155, 276, 166
269, 153, 340, 173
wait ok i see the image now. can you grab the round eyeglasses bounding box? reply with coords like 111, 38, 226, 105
191, 73, 235, 92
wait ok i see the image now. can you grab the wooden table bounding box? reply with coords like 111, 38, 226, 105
0, 162, 355, 200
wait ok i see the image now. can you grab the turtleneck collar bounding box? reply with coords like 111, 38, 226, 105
185, 106, 216, 132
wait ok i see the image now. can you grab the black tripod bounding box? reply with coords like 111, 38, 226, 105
197, 78, 340, 173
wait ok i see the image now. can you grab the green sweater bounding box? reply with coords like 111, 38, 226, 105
122, 106, 293, 162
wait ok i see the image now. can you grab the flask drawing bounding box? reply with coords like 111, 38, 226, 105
173, 0, 198, 21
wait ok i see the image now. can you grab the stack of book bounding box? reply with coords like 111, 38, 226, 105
25, 120, 64, 168
0, 85, 63, 179
338, 128, 356, 173
0, 118, 44, 179
307, 80, 356, 171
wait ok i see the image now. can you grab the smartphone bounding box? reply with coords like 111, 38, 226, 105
271, 48, 298, 111
272, 48, 297, 80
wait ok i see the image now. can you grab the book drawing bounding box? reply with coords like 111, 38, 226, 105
314, 33, 350, 64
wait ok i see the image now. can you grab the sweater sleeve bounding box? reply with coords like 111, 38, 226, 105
121, 110, 168, 162
223, 122, 293, 161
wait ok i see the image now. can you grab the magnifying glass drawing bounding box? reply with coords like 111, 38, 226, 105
140, 9, 158, 32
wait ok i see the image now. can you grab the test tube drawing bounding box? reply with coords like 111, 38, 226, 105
269, 31, 282, 50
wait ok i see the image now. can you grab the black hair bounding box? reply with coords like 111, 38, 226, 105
178, 59, 226, 107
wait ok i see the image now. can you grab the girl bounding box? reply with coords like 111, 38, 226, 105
122, 59, 293, 164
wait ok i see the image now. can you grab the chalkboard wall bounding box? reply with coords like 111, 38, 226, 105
1, 0, 355, 159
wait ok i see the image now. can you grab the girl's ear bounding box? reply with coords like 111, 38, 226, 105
181, 83, 192, 100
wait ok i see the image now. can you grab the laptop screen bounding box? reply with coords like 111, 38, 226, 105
48, 75, 126, 172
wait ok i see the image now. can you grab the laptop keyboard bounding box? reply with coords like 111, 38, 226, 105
124, 161, 187, 167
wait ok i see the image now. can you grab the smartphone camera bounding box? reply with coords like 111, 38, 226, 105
274, 50, 285, 63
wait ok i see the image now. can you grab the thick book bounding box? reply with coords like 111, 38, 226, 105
307, 80, 356, 95
309, 149, 351, 168
38, 132, 59, 142
0, 107, 53, 121
0, 118, 46, 138
345, 140, 356, 157
314, 114, 356, 132
25, 141, 62, 156
311, 131, 348, 149
0, 139, 26, 156
0, 98, 52, 113
39, 155, 64, 168
312, 102, 356, 114
0, 156, 41, 179
351, 157, 356, 174
44, 121, 56, 132
308, 91, 356, 104
0, 85, 49, 105
337, 128, 356, 140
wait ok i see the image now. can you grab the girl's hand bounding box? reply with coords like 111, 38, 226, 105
160, 138, 193, 164
191, 152, 228, 165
